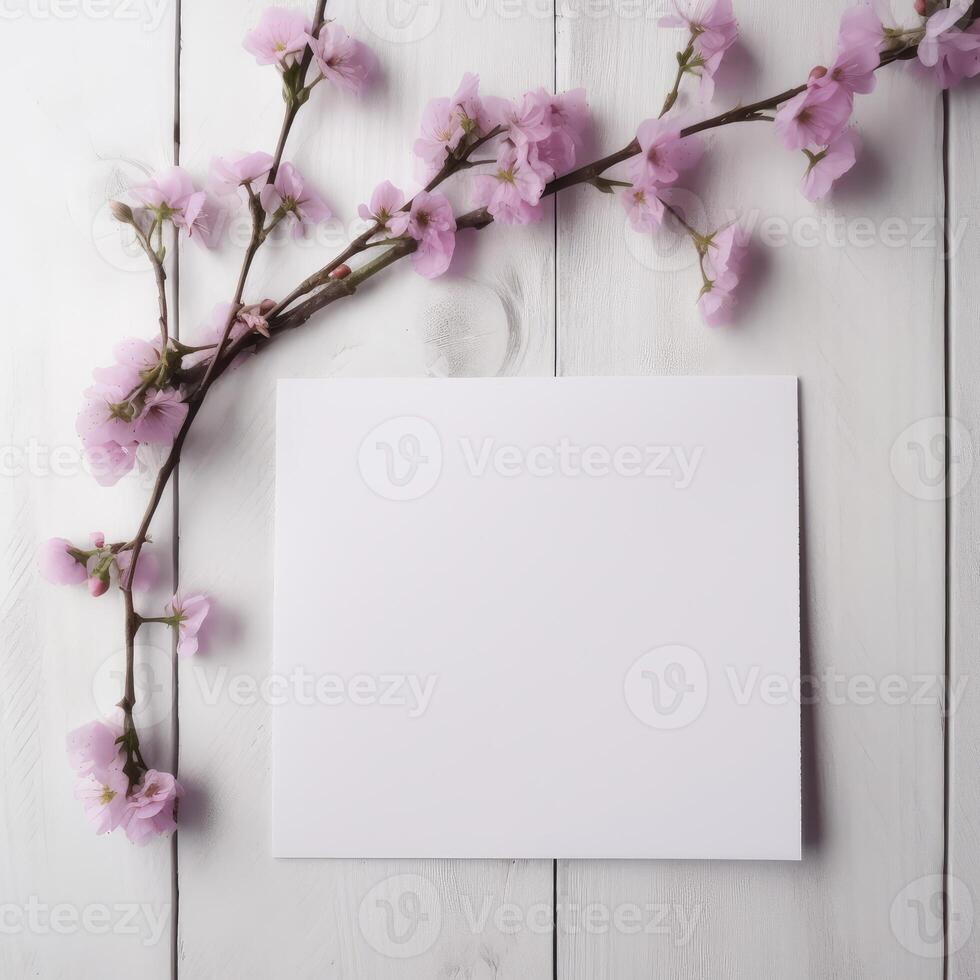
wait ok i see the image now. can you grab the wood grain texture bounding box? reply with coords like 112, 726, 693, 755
174, 1, 554, 975
948, 83, 980, 979
556, 1, 947, 977
6, 0, 967, 976
0, 4, 177, 978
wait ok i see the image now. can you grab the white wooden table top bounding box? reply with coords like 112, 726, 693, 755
1, 0, 975, 977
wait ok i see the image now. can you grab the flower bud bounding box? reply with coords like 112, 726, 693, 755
110, 201, 135, 225
914, 0, 927, 14
88, 575, 109, 598
809, 65, 828, 81
90, 531, 106, 549
329, 264, 352, 280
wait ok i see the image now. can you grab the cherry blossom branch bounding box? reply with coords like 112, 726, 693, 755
189, 37, 930, 378
115, 0, 331, 787
191, 0, 330, 400
179, 25, 936, 390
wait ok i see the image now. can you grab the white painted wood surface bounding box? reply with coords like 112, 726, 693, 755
2, 0, 970, 976
0, 4, 178, 979
949, 84, 980, 980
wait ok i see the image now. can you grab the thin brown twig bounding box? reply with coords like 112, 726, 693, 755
132, 222, 169, 346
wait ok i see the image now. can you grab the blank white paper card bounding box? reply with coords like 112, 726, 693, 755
272, 376, 801, 860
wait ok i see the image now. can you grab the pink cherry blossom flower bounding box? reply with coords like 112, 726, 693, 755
698, 270, 740, 325
705, 222, 749, 279
91, 362, 141, 391
39, 537, 88, 585
75, 765, 129, 835
620, 179, 666, 232
187, 300, 275, 371
471, 144, 546, 225
451, 73, 488, 134
67, 717, 123, 781
484, 94, 552, 147
238, 299, 276, 338
917, 0, 980, 88
358, 180, 405, 231
259, 163, 331, 237
133, 389, 188, 445
85, 440, 139, 488
167, 592, 211, 657
210, 151, 274, 196
243, 7, 311, 68
546, 88, 590, 147
773, 81, 852, 151
414, 97, 467, 177
802, 128, 860, 201
413, 75, 488, 179
628, 118, 703, 186
390, 191, 457, 279
816, 36, 880, 95
660, 0, 738, 99
698, 222, 750, 326
523, 87, 590, 175
947, 21, 980, 81
132, 167, 210, 239
121, 770, 181, 845
113, 336, 162, 378
76, 383, 137, 448
116, 548, 158, 593
838, 2, 886, 53
307, 22, 373, 94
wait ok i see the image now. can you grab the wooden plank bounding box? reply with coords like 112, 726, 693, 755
556, 1, 946, 976
174, 0, 554, 975
948, 85, 980, 979
0, 5, 177, 979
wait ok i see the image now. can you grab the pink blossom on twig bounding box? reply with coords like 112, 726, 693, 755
243, 8, 311, 69
38, 537, 88, 585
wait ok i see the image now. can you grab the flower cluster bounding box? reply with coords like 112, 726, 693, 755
210, 150, 331, 239
620, 0, 980, 325
778, 0, 980, 201
355, 74, 590, 277
471, 86, 589, 225
76, 336, 188, 487
68, 715, 181, 844
39, 534, 157, 597
131, 166, 215, 246
773, 4, 879, 199
243, 10, 373, 101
